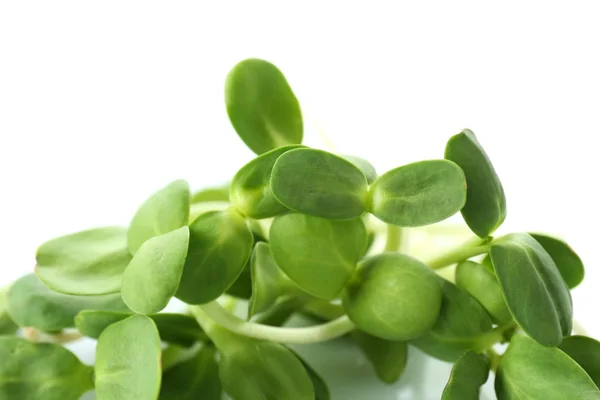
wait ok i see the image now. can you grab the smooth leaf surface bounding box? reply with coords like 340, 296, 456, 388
343, 253, 442, 341
368, 159, 467, 227
351, 330, 408, 384
559, 335, 600, 389
412, 279, 494, 362
159, 345, 222, 400
95, 315, 162, 400
490, 233, 572, 346
455, 261, 512, 325
219, 339, 314, 400
121, 226, 190, 315
0, 337, 93, 400
225, 58, 303, 155
127, 179, 190, 254
176, 209, 254, 304
444, 129, 506, 237
76, 310, 206, 347
0, 286, 17, 335
496, 334, 600, 400
249, 242, 298, 318
270, 213, 367, 300
290, 349, 330, 400
7, 273, 129, 332
226, 262, 253, 299
271, 148, 369, 220
342, 155, 378, 184
231, 144, 302, 219
35, 226, 132, 295
442, 351, 489, 400
530, 233, 585, 289
191, 184, 230, 204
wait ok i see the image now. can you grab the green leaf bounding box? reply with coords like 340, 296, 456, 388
351, 330, 408, 384
76, 310, 206, 347
442, 351, 489, 400
496, 334, 600, 400
127, 179, 190, 254
289, 349, 331, 400
191, 184, 230, 204
341, 155, 378, 184
35, 226, 132, 295
489, 233, 572, 346
530, 233, 585, 289
226, 262, 253, 299
412, 279, 494, 362
343, 253, 442, 341
231, 144, 303, 219
159, 345, 222, 400
95, 314, 162, 400
121, 226, 190, 315
559, 335, 600, 389
0, 285, 17, 335
455, 261, 512, 325
368, 160, 467, 227
176, 209, 254, 304
0, 337, 94, 400
270, 148, 369, 220
270, 213, 367, 300
225, 58, 303, 155
248, 242, 299, 318
219, 339, 314, 400
6, 273, 128, 333
444, 129, 506, 238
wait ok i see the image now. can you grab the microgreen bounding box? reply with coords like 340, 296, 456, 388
2, 58, 594, 400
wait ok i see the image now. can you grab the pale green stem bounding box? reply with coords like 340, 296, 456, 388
426, 236, 491, 270
384, 225, 404, 252
486, 349, 501, 373
192, 302, 355, 344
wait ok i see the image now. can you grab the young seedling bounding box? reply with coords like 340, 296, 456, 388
0, 58, 596, 400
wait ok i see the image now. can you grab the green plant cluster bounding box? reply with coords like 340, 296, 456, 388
0, 58, 598, 400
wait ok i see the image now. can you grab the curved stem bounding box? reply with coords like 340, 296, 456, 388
192, 302, 355, 344
384, 225, 404, 252
426, 236, 491, 270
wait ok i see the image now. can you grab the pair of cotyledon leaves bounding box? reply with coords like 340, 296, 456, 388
227, 58, 507, 239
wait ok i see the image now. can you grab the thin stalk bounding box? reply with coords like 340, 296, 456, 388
486, 349, 501, 373
426, 236, 491, 270
192, 301, 355, 345
384, 225, 404, 252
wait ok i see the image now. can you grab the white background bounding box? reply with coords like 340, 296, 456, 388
1, 0, 599, 350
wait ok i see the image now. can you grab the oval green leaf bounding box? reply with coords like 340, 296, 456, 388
76, 310, 206, 347
0, 337, 94, 400
270, 148, 369, 220
343, 253, 442, 341
455, 261, 512, 325
444, 129, 506, 238
35, 226, 132, 295
176, 209, 254, 304
289, 349, 331, 400
530, 233, 585, 289
225, 58, 303, 155
249, 242, 299, 318
412, 279, 494, 362
270, 213, 367, 300
121, 226, 189, 314
219, 340, 314, 400
368, 160, 467, 227
559, 335, 600, 389
351, 330, 408, 384
95, 314, 162, 400
231, 145, 303, 219
442, 351, 489, 400
489, 233, 572, 346
127, 179, 190, 254
496, 334, 600, 400
342, 155, 378, 184
191, 183, 230, 204
159, 345, 222, 400
7, 273, 129, 333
